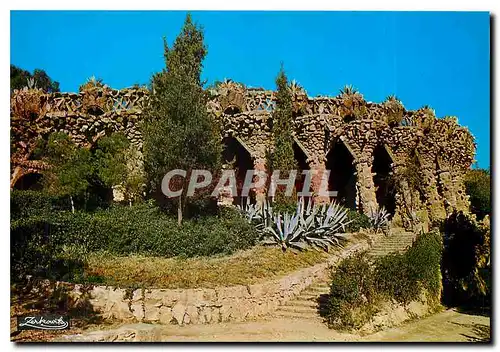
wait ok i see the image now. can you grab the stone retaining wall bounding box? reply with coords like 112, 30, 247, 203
46, 238, 373, 326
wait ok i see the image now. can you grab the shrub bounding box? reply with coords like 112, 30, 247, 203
441, 211, 490, 308
10, 190, 71, 220
345, 210, 371, 232
324, 232, 442, 330
324, 252, 378, 330
11, 203, 260, 282
464, 168, 490, 220
374, 232, 442, 305
10, 217, 86, 282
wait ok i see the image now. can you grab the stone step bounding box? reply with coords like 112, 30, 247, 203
372, 239, 414, 243
371, 246, 410, 250
274, 309, 320, 319
301, 286, 329, 294
284, 299, 319, 308
278, 305, 318, 314
294, 293, 323, 302
373, 241, 414, 244
370, 246, 410, 250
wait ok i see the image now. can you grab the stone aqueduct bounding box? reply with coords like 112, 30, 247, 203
10, 81, 476, 227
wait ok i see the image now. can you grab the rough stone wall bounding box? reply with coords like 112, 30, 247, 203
10, 82, 476, 225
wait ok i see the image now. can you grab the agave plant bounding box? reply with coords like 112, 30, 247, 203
314, 201, 351, 235
237, 197, 262, 222
26, 77, 36, 90
261, 212, 307, 251
339, 84, 357, 96
237, 198, 274, 234
79, 75, 105, 92
385, 94, 399, 102
289, 79, 306, 96
294, 198, 352, 250
303, 201, 351, 250
369, 207, 390, 233
249, 197, 353, 252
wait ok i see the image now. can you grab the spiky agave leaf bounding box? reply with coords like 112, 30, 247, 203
369, 207, 390, 232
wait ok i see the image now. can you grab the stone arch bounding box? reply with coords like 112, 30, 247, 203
222, 136, 254, 205
13, 172, 44, 191
326, 139, 357, 209
372, 144, 396, 215
223, 105, 241, 115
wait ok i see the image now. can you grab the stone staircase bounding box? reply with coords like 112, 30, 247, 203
274, 230, 418, 320
274, 281, 330, 320
367, 230, 417, 257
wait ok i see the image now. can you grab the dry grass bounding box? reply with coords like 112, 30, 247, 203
84, 245, 332, 289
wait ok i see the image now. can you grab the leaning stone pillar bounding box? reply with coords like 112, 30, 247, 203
437, 167, 457, 215
253, 157, 268, 205
353, 156, 378, 216
309, 160, 330, 205
451, 169, 470, 213
391, 161, 425, 229
420, 162, 446, 222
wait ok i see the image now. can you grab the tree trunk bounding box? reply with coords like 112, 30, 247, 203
129, 198, 132, 207
70, 195, 75, 214
177, 197, 183, 226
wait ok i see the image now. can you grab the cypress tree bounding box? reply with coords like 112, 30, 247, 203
142, 14, 222, 225
269, 65, 298, 208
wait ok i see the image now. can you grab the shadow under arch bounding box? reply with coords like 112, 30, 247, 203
223, 105, 241, 115
13, 172, 44, 191
372, 144, 396, 215
326, 140, 357, 209
292, 140, 311, 204
222, 136, 254, 205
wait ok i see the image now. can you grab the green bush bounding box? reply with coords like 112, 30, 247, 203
441, 210, 490, 308
374, 232, 442, 305
10, 190, 70, 220
345, 210, 371, 232
464, 168, 490, 220
324, 232, 442, 330
11, 203, 259, 282
324, 252, 378, 330
10, 216, 86, 282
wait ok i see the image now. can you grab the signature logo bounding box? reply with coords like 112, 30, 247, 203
17, 315, 70, 330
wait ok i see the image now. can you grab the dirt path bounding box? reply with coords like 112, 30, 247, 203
58, 308, 490, 342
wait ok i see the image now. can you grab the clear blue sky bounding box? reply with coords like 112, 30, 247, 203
11, 11, 490, 168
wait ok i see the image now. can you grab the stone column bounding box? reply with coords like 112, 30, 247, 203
391, 161, 425, 229
451, 169, 470, 213
353, 155, 378, 216
437, 167, 457, 215
253, 157, 268, 205
309, 160, 330, 205
216, 164, 236, 207
420, 161, 446, 222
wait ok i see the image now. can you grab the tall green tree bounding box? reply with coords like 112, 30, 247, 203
43, 132, 93, 213
94, 133, 146, 206
269, 65, 297, 208
94, 133, 130, 189
142, 14, 222, 225
10, 64, 60, 93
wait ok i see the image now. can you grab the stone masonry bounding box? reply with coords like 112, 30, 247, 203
10, 81, 476, 226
